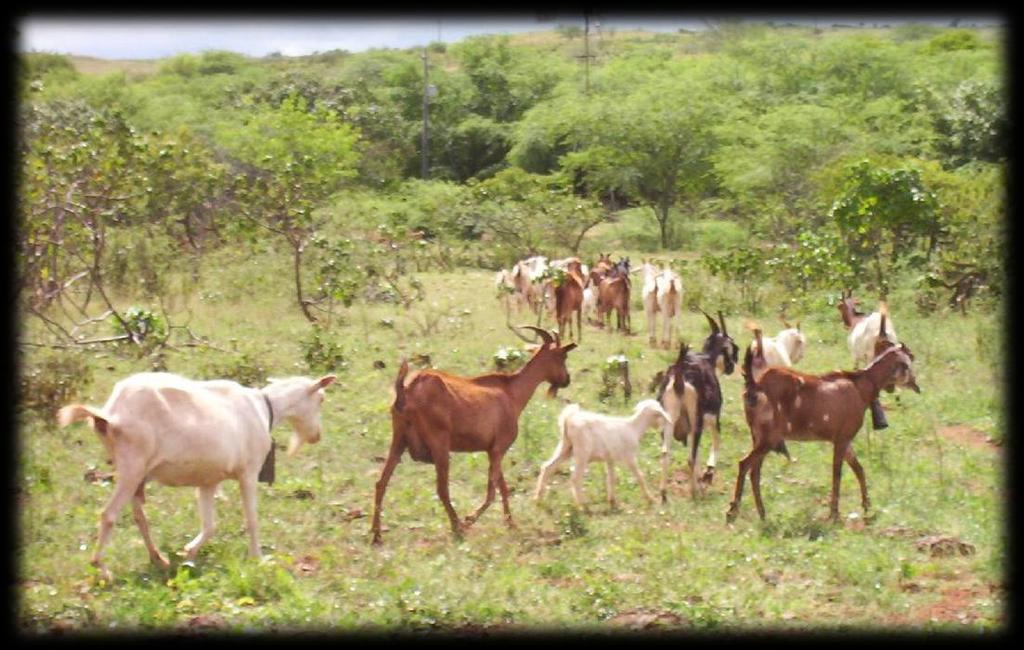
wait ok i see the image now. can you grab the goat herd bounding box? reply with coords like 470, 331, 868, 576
56, 255, 920, 582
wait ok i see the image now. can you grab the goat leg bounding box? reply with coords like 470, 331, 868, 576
131, 482, 170, 570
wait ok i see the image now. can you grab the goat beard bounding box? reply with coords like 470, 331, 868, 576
546, 385, 559, 398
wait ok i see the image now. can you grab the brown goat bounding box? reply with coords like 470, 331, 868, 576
836, 288, 868, 330
597, 263, 631, 334
727, 328, 920, 524
554, 267, 585, 343
370, 327, 577, 544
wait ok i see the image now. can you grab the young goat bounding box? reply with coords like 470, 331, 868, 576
726, 328, 920, 524
58, 372, 335, 581
370, 327, 577, 544
748, 320, 807, 370
534, 399, 672, 508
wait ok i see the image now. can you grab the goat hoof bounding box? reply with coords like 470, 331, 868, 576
150, 553, 171, 570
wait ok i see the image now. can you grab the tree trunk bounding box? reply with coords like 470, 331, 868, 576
656, 201, 670, 249
293, 242, 317, 323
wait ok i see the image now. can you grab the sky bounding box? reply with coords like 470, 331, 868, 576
16, 14, 1004, 60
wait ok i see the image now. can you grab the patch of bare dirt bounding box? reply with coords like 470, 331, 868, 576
607, 608, 685, 629
889, 584, 991, 626
937, 425, 1000, 453
292, 555, 319, 577
182, 614, 227, 631
915, 534, 976, 558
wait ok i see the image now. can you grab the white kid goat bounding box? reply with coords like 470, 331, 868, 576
534, 399, 672, 508
748, 321, 807, 378
58, 371, 335, 582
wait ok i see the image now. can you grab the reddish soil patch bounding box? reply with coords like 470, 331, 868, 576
903, 585, 988, 626
937, 426, 1000, 453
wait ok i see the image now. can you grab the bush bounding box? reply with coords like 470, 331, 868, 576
19, 349, 93, 418
301, 327, 348, 374
201, 350, 268, 387
111, 306, 168, 354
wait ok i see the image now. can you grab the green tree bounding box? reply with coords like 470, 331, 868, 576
219, 94, 360, 323
829, 160, 942, 293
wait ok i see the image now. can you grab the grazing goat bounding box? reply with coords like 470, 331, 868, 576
534, 399, 672, 508
370, 327, 577, 544
654, 309, 756, 501
57, 372, 336, 581
749, 321, 806, 372
726, 328, 920, 524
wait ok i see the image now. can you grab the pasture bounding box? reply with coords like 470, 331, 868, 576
16, 244, 1005, 633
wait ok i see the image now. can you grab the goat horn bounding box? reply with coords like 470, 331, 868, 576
519, 325, 554, 346
718, 310, 728, 336
675, 341, 689, 365
699, 308, 720, 334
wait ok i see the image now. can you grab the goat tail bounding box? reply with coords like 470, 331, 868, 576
557, 403, 580, 451
742, 328, 764, 410
393, 358, 410, 413
57, 404, 111, 436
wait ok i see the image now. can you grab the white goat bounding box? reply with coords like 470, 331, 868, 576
582, 285, 598, 324
638, 261, 683, 348
639, 262, 660, 345
534, 399, 673, 508
655, 268, 683, 348
749, 323, 807, 377
57, 371, 335, 581
511, 256, 549, 315
838, 293, 899, 368
495, 268, 526, 314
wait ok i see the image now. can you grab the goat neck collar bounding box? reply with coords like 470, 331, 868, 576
262, 392, 276, 432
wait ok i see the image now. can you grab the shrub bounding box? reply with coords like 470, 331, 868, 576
301, 327, 348, 374
201, 350, 268, 387
493, 346, 527, 371
19, 349, 93, 418
111, 306, 168, 354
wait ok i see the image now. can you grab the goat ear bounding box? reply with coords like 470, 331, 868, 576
311, 375, 337, 392
562, 342, 578, 353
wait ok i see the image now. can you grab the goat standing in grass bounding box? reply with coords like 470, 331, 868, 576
534, 399, 672, 509
58, 372, 336, 581
639, 261, 683, 349
655, 309, 763, 501
371, 327, 577, 545
727, 327, 920, 524
554, 263, 585, 343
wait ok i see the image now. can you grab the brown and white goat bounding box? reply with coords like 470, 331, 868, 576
370, 327, 577, 544
838, 291, 901, 429
57, 372, 335, 581
654, 309, 767, 501
726, 328, 920, 524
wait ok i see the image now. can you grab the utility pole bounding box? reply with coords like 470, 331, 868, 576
421, 47, 429, 179
576, 11, 596, 95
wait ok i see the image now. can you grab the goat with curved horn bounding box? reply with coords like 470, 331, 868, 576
699, 308, 720, 334
519, 325, 556, 347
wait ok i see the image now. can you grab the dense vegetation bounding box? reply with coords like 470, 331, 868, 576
17, 23, 1005, 633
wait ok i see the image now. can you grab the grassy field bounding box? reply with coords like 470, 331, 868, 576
16, 244, 1006, 634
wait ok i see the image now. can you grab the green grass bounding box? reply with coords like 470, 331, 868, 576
17, 245, 1006, 633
